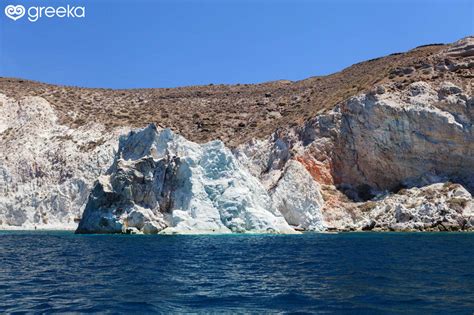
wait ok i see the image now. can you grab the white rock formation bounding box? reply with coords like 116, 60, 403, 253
76, 125, 318, 234
270, 160, 324, 231
0, 94, 126, 229
1, 41, 472, 234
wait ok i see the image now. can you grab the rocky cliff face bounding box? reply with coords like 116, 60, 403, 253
236, 81, 473, 232
0, 94, 126, 229
291, 80, 473, 198
76, 125, 320, 234
76, 77, 473, 234
0, 37, 473, 232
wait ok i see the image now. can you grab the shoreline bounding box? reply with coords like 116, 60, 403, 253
0, 226, 76, 231
1, 228, 473, 235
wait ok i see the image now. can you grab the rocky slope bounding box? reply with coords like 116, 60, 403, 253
0, 37, 473, 232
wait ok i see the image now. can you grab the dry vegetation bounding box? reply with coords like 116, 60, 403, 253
0, 42, 471, 147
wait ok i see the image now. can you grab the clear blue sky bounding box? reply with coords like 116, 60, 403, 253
0, 0, 472, 88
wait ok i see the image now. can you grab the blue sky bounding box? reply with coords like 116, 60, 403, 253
0, 0, 472, 88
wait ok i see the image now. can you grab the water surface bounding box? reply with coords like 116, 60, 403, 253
1, 231, 473, 313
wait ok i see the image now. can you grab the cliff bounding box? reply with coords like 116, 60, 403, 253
0, 37, 472, 232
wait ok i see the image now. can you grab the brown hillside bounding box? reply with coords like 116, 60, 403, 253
0, 39, 472, 147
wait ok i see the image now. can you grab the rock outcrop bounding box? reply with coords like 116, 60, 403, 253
1, 37, 473, 233
0, 94, 126, 229
232, 80, 473, 232
239, 80, 472, 191
77, 79, 473, 234
333, 81, 473, 194
445, 36, 474, 58
320, 183, 473, 232
356, 183, 474, 232
76, 125, 312, 234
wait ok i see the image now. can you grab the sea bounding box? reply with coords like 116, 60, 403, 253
0, 231, 473, 314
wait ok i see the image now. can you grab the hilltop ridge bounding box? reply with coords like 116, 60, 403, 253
1, 37, 472, 147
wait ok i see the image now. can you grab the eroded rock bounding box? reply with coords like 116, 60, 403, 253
1, 37, 473, 233
76, 125, 301, 234
356, 183, 473, 231
0, 94, 127, 229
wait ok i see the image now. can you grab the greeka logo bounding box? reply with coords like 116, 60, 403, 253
4, 3, 85, 22
4, 4, 25, 20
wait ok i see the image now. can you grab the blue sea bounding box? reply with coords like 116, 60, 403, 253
0, 232, 473, 314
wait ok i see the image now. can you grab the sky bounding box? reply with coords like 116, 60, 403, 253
0, 0, 473, 88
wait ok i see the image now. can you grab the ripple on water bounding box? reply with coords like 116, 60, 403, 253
0, 232, 473, 313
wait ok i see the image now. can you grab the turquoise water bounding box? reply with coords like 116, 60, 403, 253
0, 232, 473, 313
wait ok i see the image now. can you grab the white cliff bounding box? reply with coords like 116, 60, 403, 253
1, 77, 473, 234
76, 125, 314, 234
270, 160, 325, 231
1, 38, 473, 233
77, 79, 473, 234
0, 94, 127, 229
